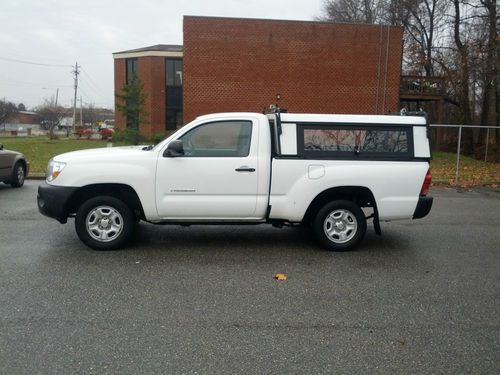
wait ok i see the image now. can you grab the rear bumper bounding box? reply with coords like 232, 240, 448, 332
37, 184, 78, 224
413, 196, 433, 219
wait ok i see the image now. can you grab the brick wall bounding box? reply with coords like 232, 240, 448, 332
8, 112, 39, 124
114, 56, 166, 137
140, 56, 166, 137
114, 59, 126, 130
183, 16, 403, 123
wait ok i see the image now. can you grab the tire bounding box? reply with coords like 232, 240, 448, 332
10, 162, 25, 188
75, 196, 135, 250
313, 200, 367, 251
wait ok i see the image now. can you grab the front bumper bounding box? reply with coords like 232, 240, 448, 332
413, 196, 433, 219
37, 184, 79, 224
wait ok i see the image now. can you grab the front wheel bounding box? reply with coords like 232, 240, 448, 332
75, 196, 135, 250
313, 200, 367, 251
10, 162, 25, 187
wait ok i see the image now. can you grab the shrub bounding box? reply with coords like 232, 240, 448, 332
150, 133, 166, 145
113, 128, 142, 145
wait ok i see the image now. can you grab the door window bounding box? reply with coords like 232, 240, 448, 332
179, 121, 252, 157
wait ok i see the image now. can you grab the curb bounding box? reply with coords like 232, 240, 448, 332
27, 174, 45, 180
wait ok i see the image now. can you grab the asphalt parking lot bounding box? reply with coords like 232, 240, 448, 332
0, 181, 499, 374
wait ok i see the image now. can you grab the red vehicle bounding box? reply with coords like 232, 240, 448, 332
99, 128, 114, 140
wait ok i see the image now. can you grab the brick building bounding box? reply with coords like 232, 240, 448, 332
113, 16, 403, 136
3, 111, 40, 133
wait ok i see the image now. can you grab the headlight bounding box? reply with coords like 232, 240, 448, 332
46, 159, 66, 182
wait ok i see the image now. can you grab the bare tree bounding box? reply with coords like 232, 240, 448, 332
453, 1, 473, 121
478, 0, 498, 152
403, 0, 449, 77
80, 102, 96, 126
0, 99, 18, 132
318, 0, 498, 158
319, 0, 447, 76
448, 0, 474, 153
320, 0, 371, 23
319, 0, 408, 24
36, 98, 66, 139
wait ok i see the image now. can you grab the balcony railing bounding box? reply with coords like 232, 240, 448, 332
400, 75, 444, 98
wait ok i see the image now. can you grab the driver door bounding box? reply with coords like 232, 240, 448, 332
155, 118, 260, 219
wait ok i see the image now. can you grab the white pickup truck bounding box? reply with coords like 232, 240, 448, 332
38, 110, 433, 251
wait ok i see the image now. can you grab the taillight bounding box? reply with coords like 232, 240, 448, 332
420, 169, 432, 196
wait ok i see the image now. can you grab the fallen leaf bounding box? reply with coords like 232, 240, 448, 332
274, 273, 288, 281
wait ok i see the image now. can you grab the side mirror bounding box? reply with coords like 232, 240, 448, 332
163, 140, 184, 157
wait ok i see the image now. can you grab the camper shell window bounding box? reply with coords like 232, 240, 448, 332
296, 123, 414, 160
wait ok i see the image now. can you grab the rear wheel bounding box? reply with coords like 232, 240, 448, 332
313, 200, 366, 251
75, 196, 135, 250
10, 162, 25, 187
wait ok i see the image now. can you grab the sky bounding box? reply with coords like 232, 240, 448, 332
0, 0, 325, 110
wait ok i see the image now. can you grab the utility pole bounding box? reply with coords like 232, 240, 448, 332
80, 96, 83, 126
54, 88, 59, 108
71, 62, 80, 134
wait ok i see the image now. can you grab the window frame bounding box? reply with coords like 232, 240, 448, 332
166, 58, 182, 88
125, 58, 138, 85
296, 123, 415, 161
165, 58, 183, 130
176, 120, 253, 158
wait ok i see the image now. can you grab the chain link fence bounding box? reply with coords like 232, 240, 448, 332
429, 124, 499, 185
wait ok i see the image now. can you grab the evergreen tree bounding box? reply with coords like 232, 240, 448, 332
115, 76, 148, 135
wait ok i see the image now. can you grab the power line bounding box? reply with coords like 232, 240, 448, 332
78, 86, 93, 103
0, 56, 73, 68
79, 75, 109, 101
0, 79, 72, 88
79, 70, 113, 107
81, 68, 107, 94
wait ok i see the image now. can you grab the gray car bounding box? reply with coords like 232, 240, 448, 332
0, 144, 28, 187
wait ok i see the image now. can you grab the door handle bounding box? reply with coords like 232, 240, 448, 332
235, 166, 255, 172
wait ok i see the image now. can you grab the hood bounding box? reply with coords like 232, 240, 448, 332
53, 145, 152, 163
4, 149, 23, 156
0, 144, 23, 156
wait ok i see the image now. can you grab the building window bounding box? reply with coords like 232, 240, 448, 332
166, 59, 182, 87
126, 58, 138, 84
165, 58, 183, 130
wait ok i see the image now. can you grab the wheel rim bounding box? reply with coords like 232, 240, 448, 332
17, 166, 24, 184
323, 209, 358, 244
85, 205, 123, 242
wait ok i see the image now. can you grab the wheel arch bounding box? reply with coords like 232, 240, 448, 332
66, 183, 145, 220
14, 157, 27, 171
302, 186, 377, 225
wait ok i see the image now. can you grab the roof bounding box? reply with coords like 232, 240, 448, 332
279, 113, 427, 125
183, 15, 403, 30
193, 112, 426, 125
113, 44, 183, 55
